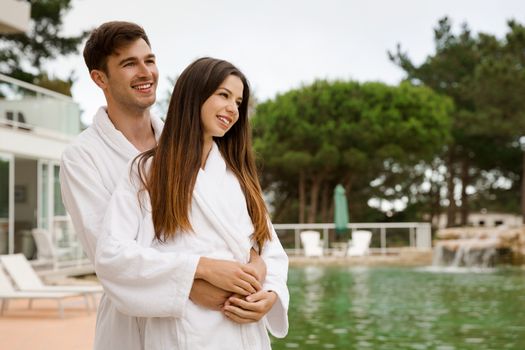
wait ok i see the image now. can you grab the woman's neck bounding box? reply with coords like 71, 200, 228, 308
201, 138, 213, 169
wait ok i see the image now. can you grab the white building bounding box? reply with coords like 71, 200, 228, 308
0, 0, 30, 33
0, 73, 83, 267
432, 211, 523, 230
0, 1, 89, 272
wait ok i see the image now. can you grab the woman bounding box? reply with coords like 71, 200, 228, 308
95, 57, 289, 349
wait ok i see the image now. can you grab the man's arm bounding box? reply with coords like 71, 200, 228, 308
190, 280, 231, 310
60, 147, 111, 263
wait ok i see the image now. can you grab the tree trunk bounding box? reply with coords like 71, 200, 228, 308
307, 175, 322, 223
320, 182, 330, 223
430, 178, 441, 230
446, 149, 457, 227
428, 183, 435, 229
343, 178, 353, 221
328, 196, 335, 225
460, 159, 469, 226
522, 151, 525, 224
298, 171, 306, 223
272, 193, 291, 223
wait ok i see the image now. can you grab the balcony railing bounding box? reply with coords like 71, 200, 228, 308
0, 73, 81, 137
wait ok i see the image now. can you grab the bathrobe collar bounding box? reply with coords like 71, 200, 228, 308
195, 142, 252, 263
93, 106, 163, 158
201, 142, 226, 181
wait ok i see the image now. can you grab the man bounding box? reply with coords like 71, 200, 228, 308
60, 21, 264, 349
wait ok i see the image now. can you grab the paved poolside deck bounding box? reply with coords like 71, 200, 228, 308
289, 248, 433, 267
0, 298, 96, 350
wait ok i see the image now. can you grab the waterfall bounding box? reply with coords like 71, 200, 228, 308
432, 238, 498, 268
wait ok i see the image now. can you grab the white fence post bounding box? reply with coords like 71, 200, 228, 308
416, 223, 432, 249
380, 227, 386, 255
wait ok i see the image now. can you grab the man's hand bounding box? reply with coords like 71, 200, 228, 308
247, 248, 267, 282
190, 279, 231, 311
222, 290, 277, 324
195, 257, 262, 296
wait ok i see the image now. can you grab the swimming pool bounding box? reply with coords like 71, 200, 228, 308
271, 266, 525, 349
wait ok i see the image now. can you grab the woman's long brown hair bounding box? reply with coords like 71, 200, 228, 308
134, 57, 271, 250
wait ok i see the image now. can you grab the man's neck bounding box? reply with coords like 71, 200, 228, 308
106, 104, 157, 152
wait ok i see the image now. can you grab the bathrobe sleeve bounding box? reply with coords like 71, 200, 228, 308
60, 145, 111, 263
260, 223, 289, 338
94, 166, 200, 318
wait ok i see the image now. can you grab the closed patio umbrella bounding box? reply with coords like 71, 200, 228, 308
334, 184, 349, 236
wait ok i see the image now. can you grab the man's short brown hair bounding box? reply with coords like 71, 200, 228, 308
83, 21, 150, 73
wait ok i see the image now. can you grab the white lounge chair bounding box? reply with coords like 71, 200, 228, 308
0, 254, 102, 310
347, 230, 372, 257
31, 228, 78, 268
300, 231, 324, 257
0, 267, 86, 318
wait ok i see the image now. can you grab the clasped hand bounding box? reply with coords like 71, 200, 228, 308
196, 257, 262, 296
190, 249, 276, 323
222, 290, 277, 324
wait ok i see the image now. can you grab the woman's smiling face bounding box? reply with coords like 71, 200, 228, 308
200, 74, 244, 141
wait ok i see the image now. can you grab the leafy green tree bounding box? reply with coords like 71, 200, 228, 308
390, 17, 525, 225
0, 0, 88, 95
252, 80, 452, 223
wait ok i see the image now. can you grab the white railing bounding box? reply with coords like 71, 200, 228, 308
273, 222, 432, 255
0, 118, 75, 142
0, 73, 81, 138
0, 73, 74, 101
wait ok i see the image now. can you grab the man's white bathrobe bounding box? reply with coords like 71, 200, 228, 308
60, 107, 164, 349
95, 142, 289, 350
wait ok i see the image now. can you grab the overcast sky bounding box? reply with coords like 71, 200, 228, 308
45, 0, 525, 124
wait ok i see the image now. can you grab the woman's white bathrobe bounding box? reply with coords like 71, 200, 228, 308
95, 143, 289, 350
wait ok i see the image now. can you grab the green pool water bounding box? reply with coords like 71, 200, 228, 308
271, 266, 525, 349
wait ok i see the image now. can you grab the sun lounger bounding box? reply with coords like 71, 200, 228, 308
300, 230, 324, 257
0, 254, 102, 309
347, 230, 372, 256
31, 228, 80, 268
0, 267, 87, 318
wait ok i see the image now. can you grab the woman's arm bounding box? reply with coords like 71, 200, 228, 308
222, 224, 289, 337
258, 224, 289, 338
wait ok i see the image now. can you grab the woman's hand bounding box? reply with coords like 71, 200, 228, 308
247, 248, 267, 282
222, 290, 277, 324
195, 257, 262, 296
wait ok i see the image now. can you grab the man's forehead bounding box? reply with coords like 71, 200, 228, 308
110, 39, 152, 58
